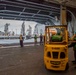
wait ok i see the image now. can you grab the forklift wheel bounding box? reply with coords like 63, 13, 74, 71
65, 63, 69, 71
44, 64, 50, 71
44, 64, 47, 69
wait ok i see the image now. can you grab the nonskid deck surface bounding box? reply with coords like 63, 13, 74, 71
0, 43, 40, 49
0, 45, 76, 75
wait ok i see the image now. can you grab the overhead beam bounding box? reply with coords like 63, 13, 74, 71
0, 16, 49, 22
19, 7, 26, 16
17, 0, 60, 9
0, 13, 50, 20
32, 10, 41, 17
1, 1, 60, 11
0, 10, 56, 20
0, 4, 60, 17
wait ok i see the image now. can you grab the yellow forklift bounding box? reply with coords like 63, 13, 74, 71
44, 25, 69, 71
44, 1, 69, 71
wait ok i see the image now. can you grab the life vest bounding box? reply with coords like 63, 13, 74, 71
34, 35, 37, 40
20, 35, 23, 40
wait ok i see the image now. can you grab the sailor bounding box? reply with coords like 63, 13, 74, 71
19, 34, 23, 47
68, 32, 76, 68
40, 34, 43, 45
34, 34, 37, 45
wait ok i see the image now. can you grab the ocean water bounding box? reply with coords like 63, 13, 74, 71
0, 38, 40, 44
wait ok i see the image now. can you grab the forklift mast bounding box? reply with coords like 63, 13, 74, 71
60, 5, 67, 25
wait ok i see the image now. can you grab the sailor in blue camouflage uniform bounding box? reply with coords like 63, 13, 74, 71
68, 32, 76, 68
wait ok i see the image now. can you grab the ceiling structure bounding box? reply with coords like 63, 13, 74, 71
45, 0, 76, 8
0, 0, 76, 24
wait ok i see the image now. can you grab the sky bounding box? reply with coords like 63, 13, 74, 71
0, 19, 61, 36
0, 19, 37, 35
